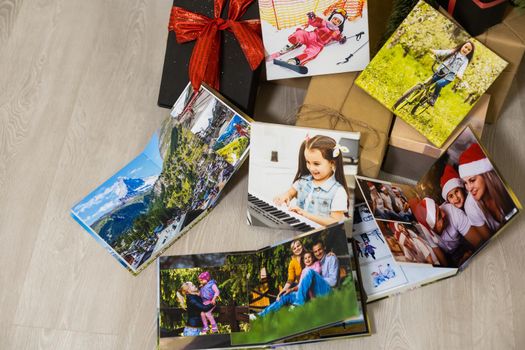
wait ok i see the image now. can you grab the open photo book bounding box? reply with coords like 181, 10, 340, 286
353, 127, 521, 302
71, 84, 252, 274
247, 121, 360, 233
158, 223, 369, 349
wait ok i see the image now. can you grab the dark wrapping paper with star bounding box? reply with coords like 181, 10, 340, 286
158, 0, 262, 114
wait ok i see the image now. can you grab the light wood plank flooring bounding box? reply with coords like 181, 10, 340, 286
1, 0, 524, 349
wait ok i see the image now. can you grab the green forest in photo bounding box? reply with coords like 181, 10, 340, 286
356, 1, 507, 147
159, 263, 251, 336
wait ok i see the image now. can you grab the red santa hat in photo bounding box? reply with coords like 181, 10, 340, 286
440, 164, 463, 200
413, 197, 437, 231
368, 182, 376, 191
458, 143, 493, 178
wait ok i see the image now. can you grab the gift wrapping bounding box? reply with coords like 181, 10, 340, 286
477, 7, 525, 123
158, 0, 261, 114
297, 72, 393, 178
438, 0, 510, 36
383, 94, 490, 180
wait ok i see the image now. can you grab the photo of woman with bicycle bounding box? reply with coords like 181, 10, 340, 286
355, 1, 506, 147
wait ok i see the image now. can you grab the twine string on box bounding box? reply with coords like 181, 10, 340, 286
292, 104, 383, 150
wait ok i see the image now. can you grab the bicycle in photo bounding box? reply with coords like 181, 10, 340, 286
393, 56, 451, 117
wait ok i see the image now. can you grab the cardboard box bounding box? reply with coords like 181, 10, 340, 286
476, 7, 525, 123
158, 0, 261, 114
383, 94, 490, 180
297, 72, 393, 178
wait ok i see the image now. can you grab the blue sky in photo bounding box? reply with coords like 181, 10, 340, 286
72, 133, 163, 226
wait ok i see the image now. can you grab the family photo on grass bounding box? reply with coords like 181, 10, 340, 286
234, 224, 360, 345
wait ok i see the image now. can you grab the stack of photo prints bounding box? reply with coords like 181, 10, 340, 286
71, 84, 252, 274
68, 0, 523, 349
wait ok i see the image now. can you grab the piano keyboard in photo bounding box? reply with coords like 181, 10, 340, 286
247, 193, 321, 232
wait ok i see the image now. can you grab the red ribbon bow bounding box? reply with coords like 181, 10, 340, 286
169, 0, 264, 92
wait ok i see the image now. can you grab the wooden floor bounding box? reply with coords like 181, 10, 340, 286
1, 1, 524, 349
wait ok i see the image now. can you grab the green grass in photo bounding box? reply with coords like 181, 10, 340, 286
355, 1, 507, 147
230, 278, 359, 345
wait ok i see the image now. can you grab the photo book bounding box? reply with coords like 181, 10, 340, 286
71, 84, 252, 274
355, 0, 507, 147
247, 121, 360, 233
259, 0, 370, 79
353, 127, 521, 302
157, 223, 370, 349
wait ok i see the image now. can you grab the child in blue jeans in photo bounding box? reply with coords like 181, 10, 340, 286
198, 271, 220, 334
428, 41, 475, 106
274, 135, 350, 227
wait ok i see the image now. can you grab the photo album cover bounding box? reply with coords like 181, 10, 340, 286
355, 0, 507, 147
353, 127, 521, 301
259, 0, 370, 79
157, 223, 369, 350
247, 122, 360, 233
71, 84, 252, 274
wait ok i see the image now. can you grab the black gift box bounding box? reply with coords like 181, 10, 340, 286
438, 0, 509, 36
158, 0, 261, 114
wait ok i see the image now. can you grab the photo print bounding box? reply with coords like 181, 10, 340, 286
259, 0, 370, 79
355, 127, 521, 271
247, 122, 360, 232
71, 85, 252, 274
158, 253, 253, 350
356, 0, 507, 147
231, 224, 364, 345
355, 178, 416, 223
352, 203, 409, 296
410, 127, 521, 268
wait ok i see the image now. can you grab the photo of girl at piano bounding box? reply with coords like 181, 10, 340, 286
273, 135, 350, 227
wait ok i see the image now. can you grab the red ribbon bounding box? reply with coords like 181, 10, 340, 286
447, 0, 507, 14
169, 0, 264, 92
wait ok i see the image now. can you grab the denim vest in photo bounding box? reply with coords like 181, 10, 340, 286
295, 175, 343, 217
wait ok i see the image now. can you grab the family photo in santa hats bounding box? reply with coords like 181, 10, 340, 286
411, 127, 520, 267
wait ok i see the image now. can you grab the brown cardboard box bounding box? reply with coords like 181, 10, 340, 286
476, 7, 525, 123
297, 72, 393, 178
383, 94, 490, 180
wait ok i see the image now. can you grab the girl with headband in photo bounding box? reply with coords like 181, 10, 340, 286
274, 135, 350, 227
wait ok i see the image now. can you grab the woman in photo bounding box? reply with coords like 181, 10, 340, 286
458, 143, 517, 235
276, 239, 304, 300
440, 163, 490, 240
368, 183, 389, 220
177, 282, 215, 337
255, 249, 322, 318
274, 135, 350, 226
427, 41, 475, 106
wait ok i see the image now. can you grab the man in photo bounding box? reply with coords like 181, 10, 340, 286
413, 197, 485, 266
253, 240, 339, 318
